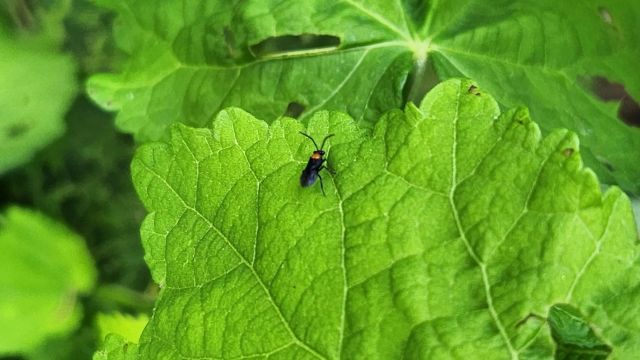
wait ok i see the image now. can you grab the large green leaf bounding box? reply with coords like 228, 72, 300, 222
123, 79, 639, 359
88, 0, 640, 193
0, 206, 96, 355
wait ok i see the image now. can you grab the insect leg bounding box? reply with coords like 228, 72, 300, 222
317, 173, 326, 196
318, 161, 336, 175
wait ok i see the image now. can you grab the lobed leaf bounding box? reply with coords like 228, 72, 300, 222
123, 79, 640, 359
89, 0, 640, 193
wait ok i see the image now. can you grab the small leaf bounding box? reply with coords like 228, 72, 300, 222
126, 79, 639, 358
0, 206, 96, 355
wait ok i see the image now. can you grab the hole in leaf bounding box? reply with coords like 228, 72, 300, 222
6, 122, 30, 138
585, 76, 640, 127
402, 54, 439, 104
619, 98, 640, 127
548, 304, 611, 359
598, 6, 613, 25
283, 102, 305, 119
468, 84, 481, 96
562, 148, 575, 157
249, 34, 340, 58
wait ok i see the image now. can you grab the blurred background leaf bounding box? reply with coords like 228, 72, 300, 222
0, 207, 96, 355
0, 33, 76, 175
92, 334, 137, 360
1, 97, 149, 289
96, 312, 148, 344
0, 84, 153, 360
1, 1, 151, 359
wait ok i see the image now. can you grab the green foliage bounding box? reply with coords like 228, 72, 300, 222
0, 206, 96, 355
0, 0, 120, 176
96, 312, 148, 344
548, 304, 611, 359
632, 197, 640, 235
0, 97, 149, 289
0, 34, 76, 174
92, 335, 137, 360
119, 79, 639, 358
1, 1, 639, 358
0, 2, 148, 359
88, 0, 640, 194
0, 0, 71, 43
0, 96, 151, 358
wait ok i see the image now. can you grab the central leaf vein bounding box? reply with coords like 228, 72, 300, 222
447, 83, 518, 359
139, 160, 327, 359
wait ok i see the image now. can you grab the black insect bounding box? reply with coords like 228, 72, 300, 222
299, 132, 335, 195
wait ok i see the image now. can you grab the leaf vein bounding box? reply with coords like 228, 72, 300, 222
447, 82, 518, 359
138, 158, 326, 359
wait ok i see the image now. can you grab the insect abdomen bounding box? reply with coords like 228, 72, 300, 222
300, 169, 317, 187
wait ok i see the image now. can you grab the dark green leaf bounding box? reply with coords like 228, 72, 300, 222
88, 0, 640, 193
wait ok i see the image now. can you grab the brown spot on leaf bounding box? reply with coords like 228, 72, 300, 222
468, 84, 481, 96
562, 148, 574, 157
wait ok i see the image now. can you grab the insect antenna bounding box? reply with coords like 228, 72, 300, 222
320, 134, 335, 150
299, 131, 320, 150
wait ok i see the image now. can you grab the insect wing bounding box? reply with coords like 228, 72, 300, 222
300, 168, 318, 187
